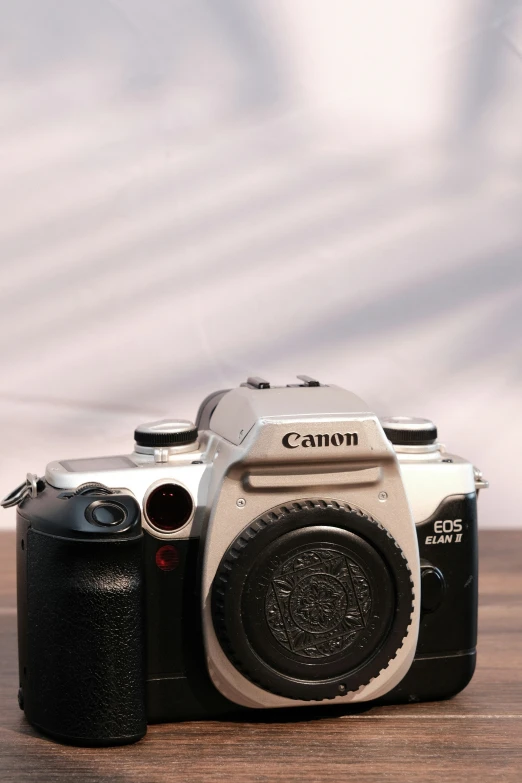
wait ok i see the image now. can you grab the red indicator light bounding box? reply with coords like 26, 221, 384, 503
155, 544, 179, 572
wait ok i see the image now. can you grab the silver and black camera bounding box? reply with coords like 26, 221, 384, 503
5, 376, 487, 745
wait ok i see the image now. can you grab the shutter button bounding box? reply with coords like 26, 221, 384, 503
85, 501, 127, 527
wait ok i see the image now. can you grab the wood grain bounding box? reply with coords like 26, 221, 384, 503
1, 530, 521, 783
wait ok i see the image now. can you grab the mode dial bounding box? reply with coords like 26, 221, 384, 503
381, 416, 437, 446
134, 419, 198, 448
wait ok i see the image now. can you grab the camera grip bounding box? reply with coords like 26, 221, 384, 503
19, 524, 146, 745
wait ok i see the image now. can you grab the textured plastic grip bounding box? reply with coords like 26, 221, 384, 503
23, 528, 146, 745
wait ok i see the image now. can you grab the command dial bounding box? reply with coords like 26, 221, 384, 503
134, 419, 198, 448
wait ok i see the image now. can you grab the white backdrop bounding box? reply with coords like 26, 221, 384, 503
1, 0, 521, 529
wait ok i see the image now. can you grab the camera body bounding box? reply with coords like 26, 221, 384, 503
8, 377, 486, 745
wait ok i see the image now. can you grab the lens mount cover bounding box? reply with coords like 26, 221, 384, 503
212, 500, 414, 701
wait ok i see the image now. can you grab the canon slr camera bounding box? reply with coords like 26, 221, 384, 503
3, 376, 488, 746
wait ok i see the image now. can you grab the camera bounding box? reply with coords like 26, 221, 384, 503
3, 376, 488, 746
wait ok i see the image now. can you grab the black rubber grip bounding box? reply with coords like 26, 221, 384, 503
22, 529, 146, 745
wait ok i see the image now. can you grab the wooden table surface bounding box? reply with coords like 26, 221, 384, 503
1, 530, 521, 783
